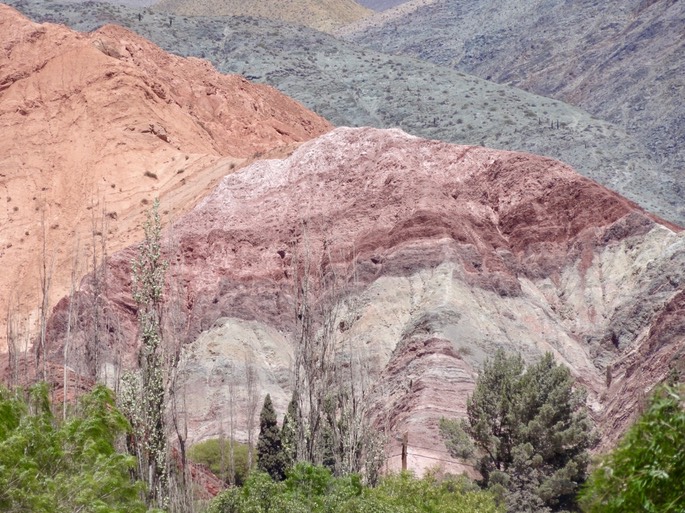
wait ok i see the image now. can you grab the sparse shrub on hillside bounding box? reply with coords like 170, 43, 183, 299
440, 350, 596, 513
579, 384, 685, 513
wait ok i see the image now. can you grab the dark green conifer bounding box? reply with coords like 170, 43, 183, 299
256, 394, 285, 480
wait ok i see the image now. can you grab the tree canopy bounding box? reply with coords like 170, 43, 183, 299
0, 383, 150, 513
579, 384, 685, 513
209, 463, 503, 513
440, 350, 595, 513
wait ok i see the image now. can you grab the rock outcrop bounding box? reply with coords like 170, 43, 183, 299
0, 5, 332, 351
45, 127, 685, 472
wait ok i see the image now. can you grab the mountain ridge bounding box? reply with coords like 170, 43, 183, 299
6, 0, 681, 226
342, 0, 685, 221
43, 127, 685, 470
152, 0, 372, 33
0, 4, 331, 351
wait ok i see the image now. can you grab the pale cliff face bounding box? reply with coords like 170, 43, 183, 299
44, 127, 685, 473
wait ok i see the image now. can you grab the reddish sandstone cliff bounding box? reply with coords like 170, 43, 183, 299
44, 127, 685, 472
0, 4, 331, 351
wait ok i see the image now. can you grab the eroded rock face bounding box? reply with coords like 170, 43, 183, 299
0, 5, 332, 351
46, 127, 684, 471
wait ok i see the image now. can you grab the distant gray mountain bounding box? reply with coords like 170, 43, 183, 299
356, 0, 409, 11
7, 0, 683, 225
343, 0, 685, 223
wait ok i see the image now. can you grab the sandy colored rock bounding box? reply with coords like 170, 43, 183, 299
0, 5, 332, 352
44, 127, 684, 473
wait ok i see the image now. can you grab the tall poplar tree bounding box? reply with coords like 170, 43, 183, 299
122, 199, 169, 509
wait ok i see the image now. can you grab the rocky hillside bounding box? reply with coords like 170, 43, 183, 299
0, 5, 331, 351
342, 0, 685, 222
356, 0, 411, 11
152, 0, 372, 33
45, 127, 685, 472
7, 0, 680, 228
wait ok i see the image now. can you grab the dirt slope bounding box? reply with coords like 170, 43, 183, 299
152, 0, 372, 33
44, 127, 685, 472
0, 4, 331, 351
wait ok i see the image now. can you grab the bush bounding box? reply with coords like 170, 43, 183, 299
188, 438, 251, 486
208, 463, 502, 513
579, 385, 685, 513
0, 383, 149, 513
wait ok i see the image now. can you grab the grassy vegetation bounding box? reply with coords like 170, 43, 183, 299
209, 464, 503, 513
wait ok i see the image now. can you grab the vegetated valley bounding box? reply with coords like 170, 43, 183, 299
0, 1, 683, 513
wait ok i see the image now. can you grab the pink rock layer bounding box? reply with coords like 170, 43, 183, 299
44, 127, 685, 472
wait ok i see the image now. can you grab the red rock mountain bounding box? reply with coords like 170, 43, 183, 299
45, 127, 685, 473
0, 4, 332, 351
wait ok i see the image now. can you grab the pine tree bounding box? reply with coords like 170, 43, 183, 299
256, 394, 285, 481
441, 350, 595, 512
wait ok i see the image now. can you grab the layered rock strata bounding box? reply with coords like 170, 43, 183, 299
46, 127, 685, 471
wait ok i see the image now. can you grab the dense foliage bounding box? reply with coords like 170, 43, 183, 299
209, 463, 503, 513
580, 385, 685, 513
256, 394, 286, 480
0, 383, 150, 513
440, 350, 595, 512
188, 438, 251, 486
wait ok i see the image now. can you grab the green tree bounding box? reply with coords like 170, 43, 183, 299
0, 383, 149, 513
281, 392, 299, 471
257, 394, 285, 480
440, 350, 595, 512
579, 384, 685, 513
208, 463, 503, 513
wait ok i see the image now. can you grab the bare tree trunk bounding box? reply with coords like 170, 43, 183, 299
291, 234, 385, 478
245, 354, 259, 471
228, 363, 236, 486
163, 221, 196, 510
87, 204, 107, 381
38, 208, 55, 382
6, 296, 19, 388
63, 237, 81, 420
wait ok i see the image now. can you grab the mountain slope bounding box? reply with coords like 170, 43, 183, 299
0, 5, 331, 351
342, 0, 685, 221
7, 0, 681, 227
356, 0, 412, 11
45, 127, 685, 471
152, 0, 372, 33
